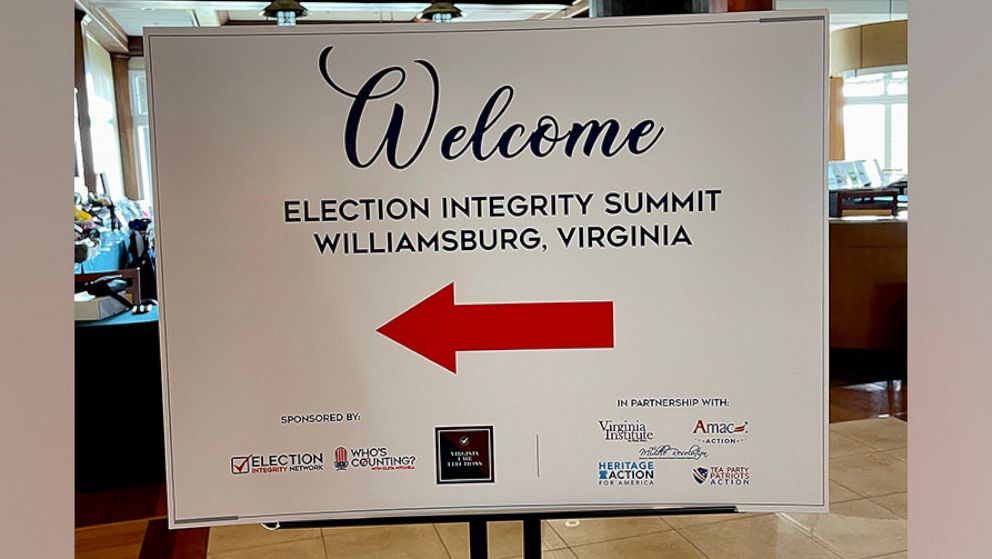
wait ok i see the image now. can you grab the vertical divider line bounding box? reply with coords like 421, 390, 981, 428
536, 434, 541, 477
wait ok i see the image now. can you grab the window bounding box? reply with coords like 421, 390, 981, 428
842, 70, 908, 173
84, 31, 125, 198
73, 88, 85, 193
129, 58, 153, 204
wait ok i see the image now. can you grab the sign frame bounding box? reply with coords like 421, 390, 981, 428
147, 9, 830, 528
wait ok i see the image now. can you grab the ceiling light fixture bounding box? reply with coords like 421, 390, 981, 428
420, 2, 462, 23
260, 0, 309, 26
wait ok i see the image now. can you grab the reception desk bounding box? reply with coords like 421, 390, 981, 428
829, 215, 907, 372
75, 308, 163, 490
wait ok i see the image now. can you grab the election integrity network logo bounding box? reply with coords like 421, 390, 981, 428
231, 455, 251, 475
229, 452, 325, 476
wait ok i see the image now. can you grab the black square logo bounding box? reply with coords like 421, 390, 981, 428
435, 426, 494, 484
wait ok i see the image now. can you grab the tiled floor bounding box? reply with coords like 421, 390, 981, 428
196, 417, 907, 559
829, 381, 907, 423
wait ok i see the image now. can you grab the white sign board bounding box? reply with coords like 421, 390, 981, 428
147, 11, 828, 528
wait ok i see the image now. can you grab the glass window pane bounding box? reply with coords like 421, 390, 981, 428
890, 103, 908, 173
84, 32, 125, 200
130, 72, 148, 116
137, 125, 153, 203
887, 74, 908, 95
73, 89, 83, 179
843, 104, 886, 166
843, 73, 885, 97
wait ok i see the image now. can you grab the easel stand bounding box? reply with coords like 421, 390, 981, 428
462, 517, 540, 559
275, 506, 737, 559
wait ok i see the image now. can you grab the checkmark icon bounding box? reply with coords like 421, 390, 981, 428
231, 455, 252, 475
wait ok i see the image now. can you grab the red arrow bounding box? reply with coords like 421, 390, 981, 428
376, 283, 614, 373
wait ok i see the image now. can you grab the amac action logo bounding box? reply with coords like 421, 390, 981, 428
692, 419, 749, 445
693, 420, 747, 434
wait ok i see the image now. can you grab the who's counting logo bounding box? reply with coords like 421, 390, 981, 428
332, 446, 417, 471
334, 447, 348, 470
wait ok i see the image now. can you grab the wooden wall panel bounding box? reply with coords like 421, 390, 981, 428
75, 10, 97, 192
112, 55, 140, 200
829, 76, 845, 161
831, 20, 907, 77
861, 20, 908, 69
830, 26, 862, 77
829, 220, 907, 351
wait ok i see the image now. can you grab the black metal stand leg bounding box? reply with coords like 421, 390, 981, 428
469, 519, 488, 559
522, 517, 542, 559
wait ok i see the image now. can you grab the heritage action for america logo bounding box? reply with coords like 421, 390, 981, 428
597, 460, 655, 487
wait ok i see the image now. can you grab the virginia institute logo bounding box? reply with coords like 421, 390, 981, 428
599, 419, 654, 443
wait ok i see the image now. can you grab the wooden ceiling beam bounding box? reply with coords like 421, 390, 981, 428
91, 1, 573, 8
76, 0, 129, 53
